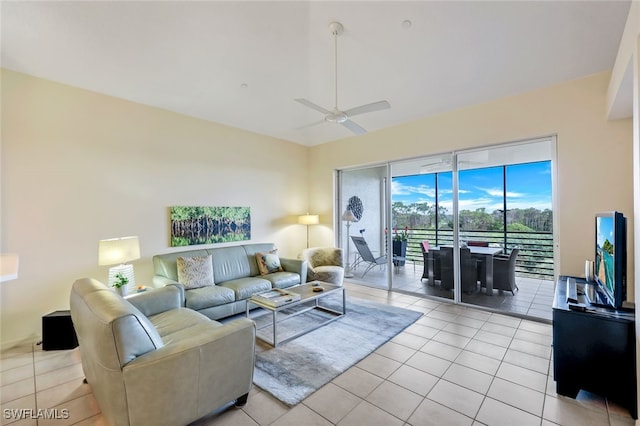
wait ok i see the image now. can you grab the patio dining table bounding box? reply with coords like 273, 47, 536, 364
427, 246, 504, 295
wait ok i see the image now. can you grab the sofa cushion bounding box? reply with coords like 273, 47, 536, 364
308, 266, 345, 286
309, 248, 343, 268
148, 307, 220, 339
263, 271, 300, 289
153, 249, 209, 282
177, 255, 215, 289
208, 245, 252, 283
159, 322, 227, 346
184, 285, 235, 311
219, 278, 272, 300
242, 243, 278, 276
256, 249, 283, 275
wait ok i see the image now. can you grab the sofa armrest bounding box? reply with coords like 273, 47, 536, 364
126, 285, 185, 316
122, 318, 256, 425
280, 257, 307, 283
152, 275, 181, 287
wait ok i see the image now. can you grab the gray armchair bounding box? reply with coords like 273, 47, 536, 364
492, 248, 520, 295
301, 247, 344, 285
70, 278, 256, 426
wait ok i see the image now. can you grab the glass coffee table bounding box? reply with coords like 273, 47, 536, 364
246, 281, 346, 347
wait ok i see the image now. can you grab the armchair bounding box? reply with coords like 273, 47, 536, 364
301, 247, 344, 285
439, 247, 480, 293
492, 248, 520, 295
420, 240, 441, 283
70, 278, 255, 426
351, 236, 387, 277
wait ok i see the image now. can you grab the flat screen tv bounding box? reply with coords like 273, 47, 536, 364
594, 211, 627, 309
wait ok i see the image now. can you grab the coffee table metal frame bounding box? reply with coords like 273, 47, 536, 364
246, 281, 346, 347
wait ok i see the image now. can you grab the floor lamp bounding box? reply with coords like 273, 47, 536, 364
298, 213, 319, 248
342, 209, 356, 278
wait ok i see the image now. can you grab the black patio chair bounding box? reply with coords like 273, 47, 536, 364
491, 248, 520, 295
439, 247, 480, 293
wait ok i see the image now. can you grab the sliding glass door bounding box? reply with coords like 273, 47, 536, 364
338, 166, 390, 289
457, 141, 555, 316
337, 137, 556, 320
390, 154, 454, 300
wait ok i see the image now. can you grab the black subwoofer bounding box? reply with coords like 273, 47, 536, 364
42, 310, 78, 350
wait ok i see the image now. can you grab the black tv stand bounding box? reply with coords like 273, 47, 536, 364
553, 276, 636, 418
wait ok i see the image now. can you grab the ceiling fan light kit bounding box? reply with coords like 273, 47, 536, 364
295, 21, 390, 135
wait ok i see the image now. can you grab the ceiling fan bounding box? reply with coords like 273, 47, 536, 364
295, 22, 390, 135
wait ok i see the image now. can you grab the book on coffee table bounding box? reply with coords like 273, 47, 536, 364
251, 288, 301, 308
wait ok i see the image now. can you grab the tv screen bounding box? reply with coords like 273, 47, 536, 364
594, 211, 626, 309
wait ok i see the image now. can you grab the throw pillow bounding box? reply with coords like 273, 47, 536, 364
176, 255, 215, 289
256, 249, 283, 275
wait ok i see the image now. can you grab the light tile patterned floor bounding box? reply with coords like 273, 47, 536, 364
346, 261, 555, 321
0, 283, 634, 425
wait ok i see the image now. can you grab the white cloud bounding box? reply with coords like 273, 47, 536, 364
392, 181, 435, 198
477, 187, 524, 198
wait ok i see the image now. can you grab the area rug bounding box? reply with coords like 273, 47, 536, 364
251, 294, 423, 406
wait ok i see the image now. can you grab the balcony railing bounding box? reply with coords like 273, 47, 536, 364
394, 228, 554, 280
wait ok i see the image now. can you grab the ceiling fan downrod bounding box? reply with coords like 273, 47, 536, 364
325, 22, 347, 124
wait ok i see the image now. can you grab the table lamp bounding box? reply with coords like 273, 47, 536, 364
298, 213, 319, 248
98, 236, 140, 290
0, 253, 19, 282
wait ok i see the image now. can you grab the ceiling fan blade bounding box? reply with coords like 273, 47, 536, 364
341, 119, 367, 135
296, 119, 325, 130
294, 98, 331, 115
344, 100, 390, 117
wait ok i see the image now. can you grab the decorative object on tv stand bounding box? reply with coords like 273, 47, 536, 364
0, 253, 19, 282
98, 236, 140, 295
342, 209, 357, 278
585, 259, 594, 282
298, 213, 319, 248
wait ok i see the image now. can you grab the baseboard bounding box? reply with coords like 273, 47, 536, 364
1, 334, 40, 352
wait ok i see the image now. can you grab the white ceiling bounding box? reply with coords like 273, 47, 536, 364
1, 1, 631, 146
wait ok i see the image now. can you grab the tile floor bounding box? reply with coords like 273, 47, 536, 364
1, 282, 635, 426
347, 261, 556, 321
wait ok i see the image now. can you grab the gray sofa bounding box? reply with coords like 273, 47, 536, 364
152, 243, 307, 320
70, 278, 255, 426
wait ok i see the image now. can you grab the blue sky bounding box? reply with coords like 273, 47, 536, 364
392, 161, 552, 212
596, 216, 613, 248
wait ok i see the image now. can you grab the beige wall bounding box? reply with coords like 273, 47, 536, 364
1, 68, 634, 347
0, 70, 309, 347
309, 71, 634, 294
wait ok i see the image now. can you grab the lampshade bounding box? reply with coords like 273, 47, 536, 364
0, 254, 19, 282
342, 209, 356, 222
298, 214, 319, 225
98, 236, 140, 266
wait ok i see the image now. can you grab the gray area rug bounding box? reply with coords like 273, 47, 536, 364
251, 293, 423, 406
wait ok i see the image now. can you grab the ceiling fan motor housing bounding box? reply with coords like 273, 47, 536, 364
325, 110, 348, 123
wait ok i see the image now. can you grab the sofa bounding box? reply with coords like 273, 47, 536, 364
152, 243, 307, 320
301, 247, 344, 285
70, 278, 255, 426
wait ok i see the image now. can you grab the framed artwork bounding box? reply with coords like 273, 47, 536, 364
170, 206, 251, 247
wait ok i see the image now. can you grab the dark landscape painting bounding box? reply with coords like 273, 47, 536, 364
170, 206, 251, 247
